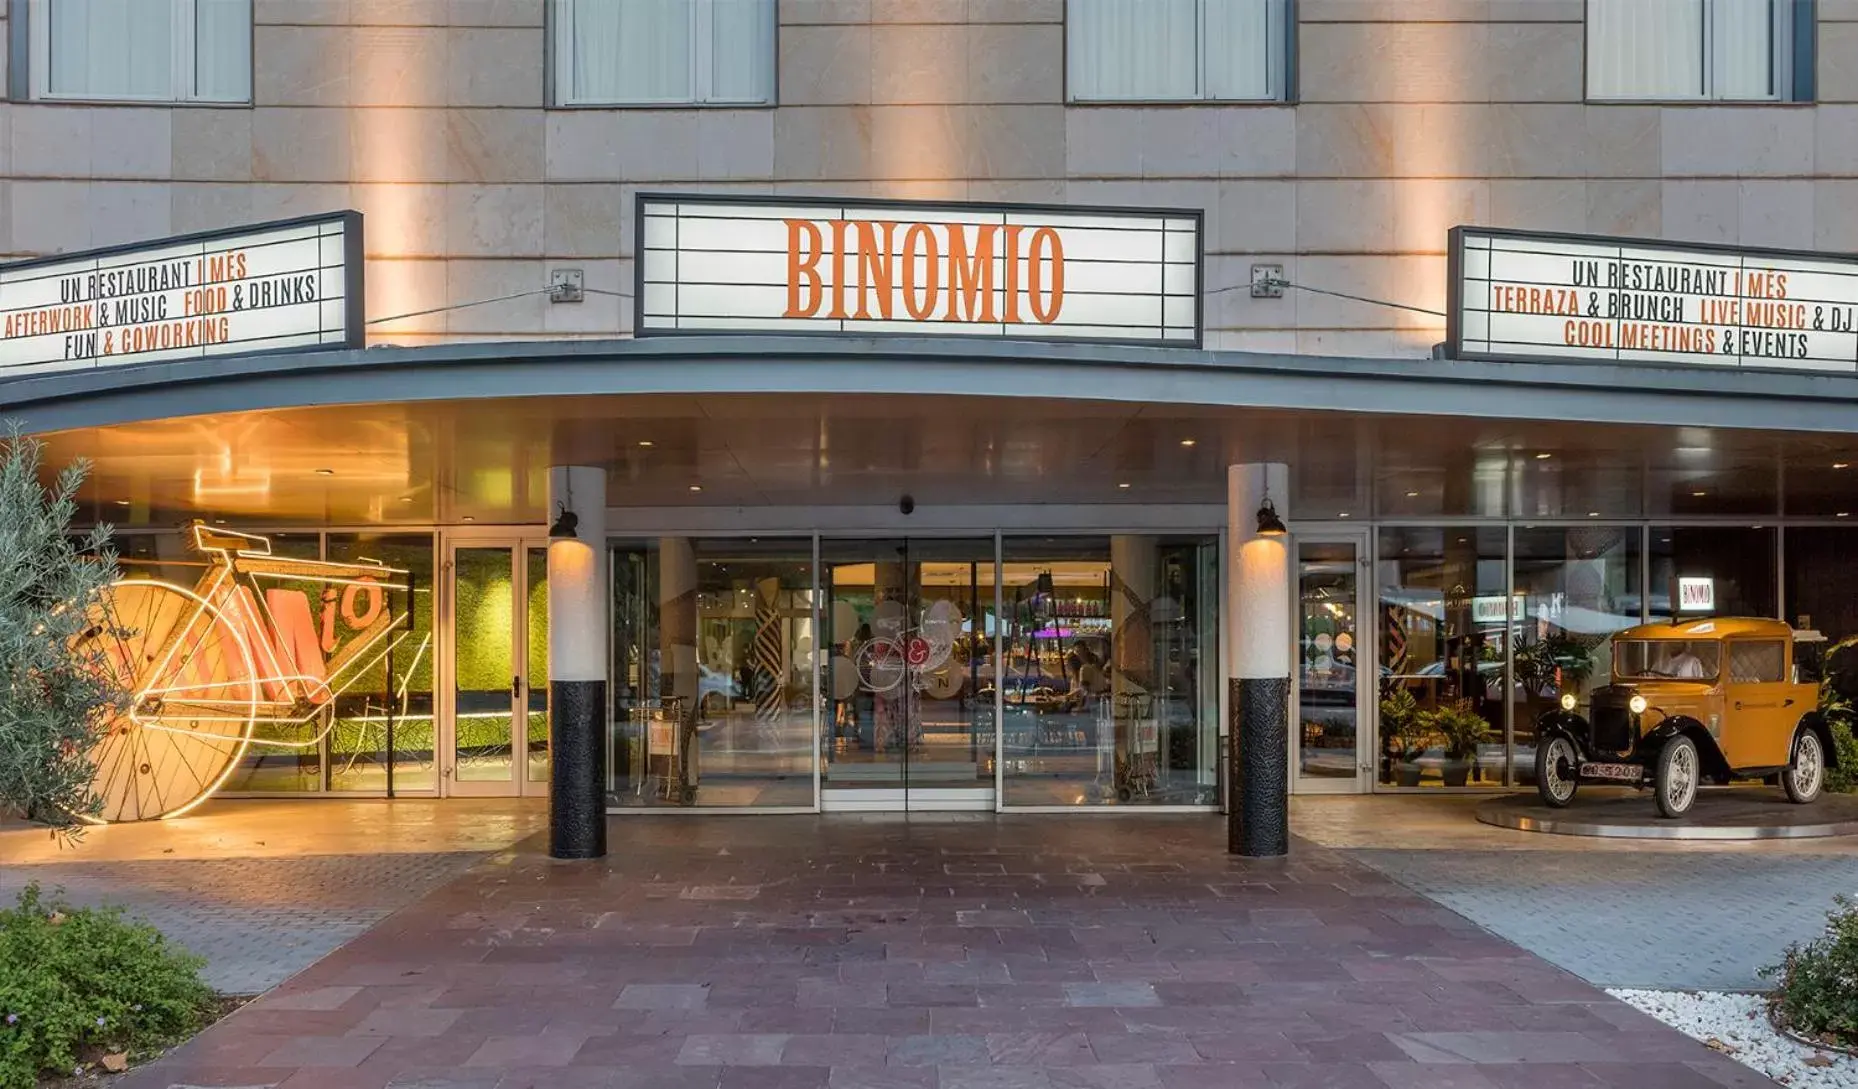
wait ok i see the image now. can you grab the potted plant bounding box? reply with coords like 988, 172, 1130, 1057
1425, 699, 1492, 787
1380, 687, 1427, 787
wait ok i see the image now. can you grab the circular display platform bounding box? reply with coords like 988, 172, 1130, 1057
1475, 787, 1858, 840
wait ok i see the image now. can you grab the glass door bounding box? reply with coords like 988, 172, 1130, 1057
820, 539, 996, 810
1293, 533, 1371, 793
443, 540, 549, 797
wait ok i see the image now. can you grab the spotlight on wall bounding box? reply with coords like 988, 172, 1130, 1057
1255, 498, 1288, 537
548, 505, 579, 540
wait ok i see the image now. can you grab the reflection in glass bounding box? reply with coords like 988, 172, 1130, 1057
1649, 527, 1777, 621
1298, 541, 1359, 782
1510, 527, 1641, 785
526, 547, 550, 784
1785, 529, 1858, 642
1377, 527, 1507, 788
453, 547, 515, 782
327, 534, 435, 792
820, 540, 994, 796
1000, 536, 1218, 806
609, 538, 813, 807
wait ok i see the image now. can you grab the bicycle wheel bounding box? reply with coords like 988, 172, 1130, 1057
855, 637, 905, 693
81, 578, 259, 822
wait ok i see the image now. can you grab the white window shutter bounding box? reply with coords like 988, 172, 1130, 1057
193, 0, 252, 102
1068, 0, 1198, 102
706, 0, 775, 103
47, 0, 175, 99
1712, 0, 1777, 99
1203, 0, 1278, 101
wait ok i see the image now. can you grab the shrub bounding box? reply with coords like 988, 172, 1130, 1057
0, 884, 212, 1089
1764, 894, 1858, 1046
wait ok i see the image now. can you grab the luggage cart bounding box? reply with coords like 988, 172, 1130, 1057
1115, 692, 1158, 801
639, 696, 695, 804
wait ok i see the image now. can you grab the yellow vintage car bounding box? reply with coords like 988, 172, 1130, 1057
1535, 618, 1835, 818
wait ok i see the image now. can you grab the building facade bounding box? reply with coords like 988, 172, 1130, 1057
5, 0, 1858, 831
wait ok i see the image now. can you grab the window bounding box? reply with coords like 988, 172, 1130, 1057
551, 0, 776, 106
1066, 0, 1289, 103
1729, 640, 1786, 683
1586, 0, 1804, 101
29, 0, 251, 103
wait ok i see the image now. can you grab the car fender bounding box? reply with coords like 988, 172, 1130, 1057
1534, 710, 1590, 760
1797, 711, 1840, 769
1643, 717, 1732, 782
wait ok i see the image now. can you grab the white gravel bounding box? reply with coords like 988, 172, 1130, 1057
1610, 987, 1857, 1087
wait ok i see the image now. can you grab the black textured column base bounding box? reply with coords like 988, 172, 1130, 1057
1229, 676, 1290, 858
550, 679, 607, 860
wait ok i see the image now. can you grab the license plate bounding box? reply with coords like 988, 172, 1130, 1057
1579, 761, 1644, 782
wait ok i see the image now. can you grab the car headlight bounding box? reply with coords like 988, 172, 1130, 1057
1559, 693, 1578, 712
1629, 694, 1648, 715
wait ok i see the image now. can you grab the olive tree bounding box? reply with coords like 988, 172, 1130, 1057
0, 426, 126, 833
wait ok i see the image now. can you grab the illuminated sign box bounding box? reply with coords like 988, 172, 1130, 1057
636, 194, 1202, 347
0, 211, 363, 380
1678, 577, 1716, 613
1448, 226, 1858, 374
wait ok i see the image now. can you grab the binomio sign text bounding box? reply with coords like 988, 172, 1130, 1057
1449, 226, 1858, 373
0, 211, 363, 380
636, 194, 1201, 346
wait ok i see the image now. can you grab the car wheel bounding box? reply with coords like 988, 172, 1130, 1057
1654, 735, 1699, 819
1785, 728, 1825, 805
1535, 735, 1579, 808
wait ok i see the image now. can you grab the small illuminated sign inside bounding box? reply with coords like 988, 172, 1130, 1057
1678, 577, 1716, 613
636, 194, 1202, 346
1470, 595, 1527, 625
0, 211, 362, 380
1450, 226, 1858, 373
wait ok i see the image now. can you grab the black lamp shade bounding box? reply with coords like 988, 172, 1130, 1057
1255, 499, 1288, 537
548, 507, 579, 540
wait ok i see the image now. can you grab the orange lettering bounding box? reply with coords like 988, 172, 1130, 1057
901, 222, 939, 321
1027, 227, 1064, 324
341, 581, 384, 630
945, 224, 998, 323
783, 219, 825, 318
827, 219, 852, 320
1001, 225, 1024, 323
853, 221, 896, 320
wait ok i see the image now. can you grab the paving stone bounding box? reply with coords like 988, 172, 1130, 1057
111, 818, 1754, 1089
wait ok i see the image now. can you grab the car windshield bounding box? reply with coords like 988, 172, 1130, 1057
1614, 639, 1721, 680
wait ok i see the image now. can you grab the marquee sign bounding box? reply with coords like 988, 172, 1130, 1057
1449, 226, 1858, 374
0, 211, 363, 380
636, 194, 1201, 346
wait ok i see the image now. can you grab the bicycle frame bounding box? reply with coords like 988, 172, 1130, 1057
133, 524, 414, 746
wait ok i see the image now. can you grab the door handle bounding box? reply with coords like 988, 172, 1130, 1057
512, 675, 523, 698
1785, 698, 1796, 707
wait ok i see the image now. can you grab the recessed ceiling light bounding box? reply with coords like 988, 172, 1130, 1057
114, 499, 130, 507
1338, 512, 1351, 518
1180, 438, 1196, 447
1535, 452, 1552, 460
315, 468, 335, 476
1117, 482, 1131, 489
213, 518, 226, 525
689, 484, 702, 492
1840, 512, 1850, 518
1692, 490, 1707, 497
461, 515, 475, 522
639, 440, 654, 448
1405, 491, 1419, 498
398, 496, 413, 504
1836, 462, 1851, 470
1587, 512, 1599, 517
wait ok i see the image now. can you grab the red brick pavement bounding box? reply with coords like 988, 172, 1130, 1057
118, 816, 1773, 1089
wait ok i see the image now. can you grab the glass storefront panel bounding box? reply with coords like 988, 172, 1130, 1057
526, 546, 550, 785
1000, 536, 1219, 807
452, 546, 516, 782
1649, 526, 1777, 621
818, 540, 995, 799
1786, 528, 1858, 642
1297, 540, 1362, 784
609, 538, 814, 807
1509, 526, 1642, 785
216, 532, 326, 793
326, 534, 436, 793
1377, 527, 1507, 788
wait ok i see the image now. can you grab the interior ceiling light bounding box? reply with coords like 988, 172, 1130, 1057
1692, 490, 1708, 497
1535, 452, 1552, 460
1836, 462, 1851, 470
1180, 438, 1196, 447
689, 484, 703, 492
315, 468, 334, 476
1117, 482, 1131, 489
1405, 491, 1420, 498
461, 515, 475, 522
114, 499, 131, 507
639, 440, 654, 448
1839, 512, 1850, 518
1338, 512, 1351, 518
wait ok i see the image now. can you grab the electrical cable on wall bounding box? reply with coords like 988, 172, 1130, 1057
1211, 276, 1447, 318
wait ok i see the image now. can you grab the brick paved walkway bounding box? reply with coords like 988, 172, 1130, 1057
1351, 846, 1858, 991
119, 816, 1768, 1089
0, 853, 488, 994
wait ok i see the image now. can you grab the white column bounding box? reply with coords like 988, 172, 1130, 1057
1226, 463, 1291, 857
547, 465, 607, 859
